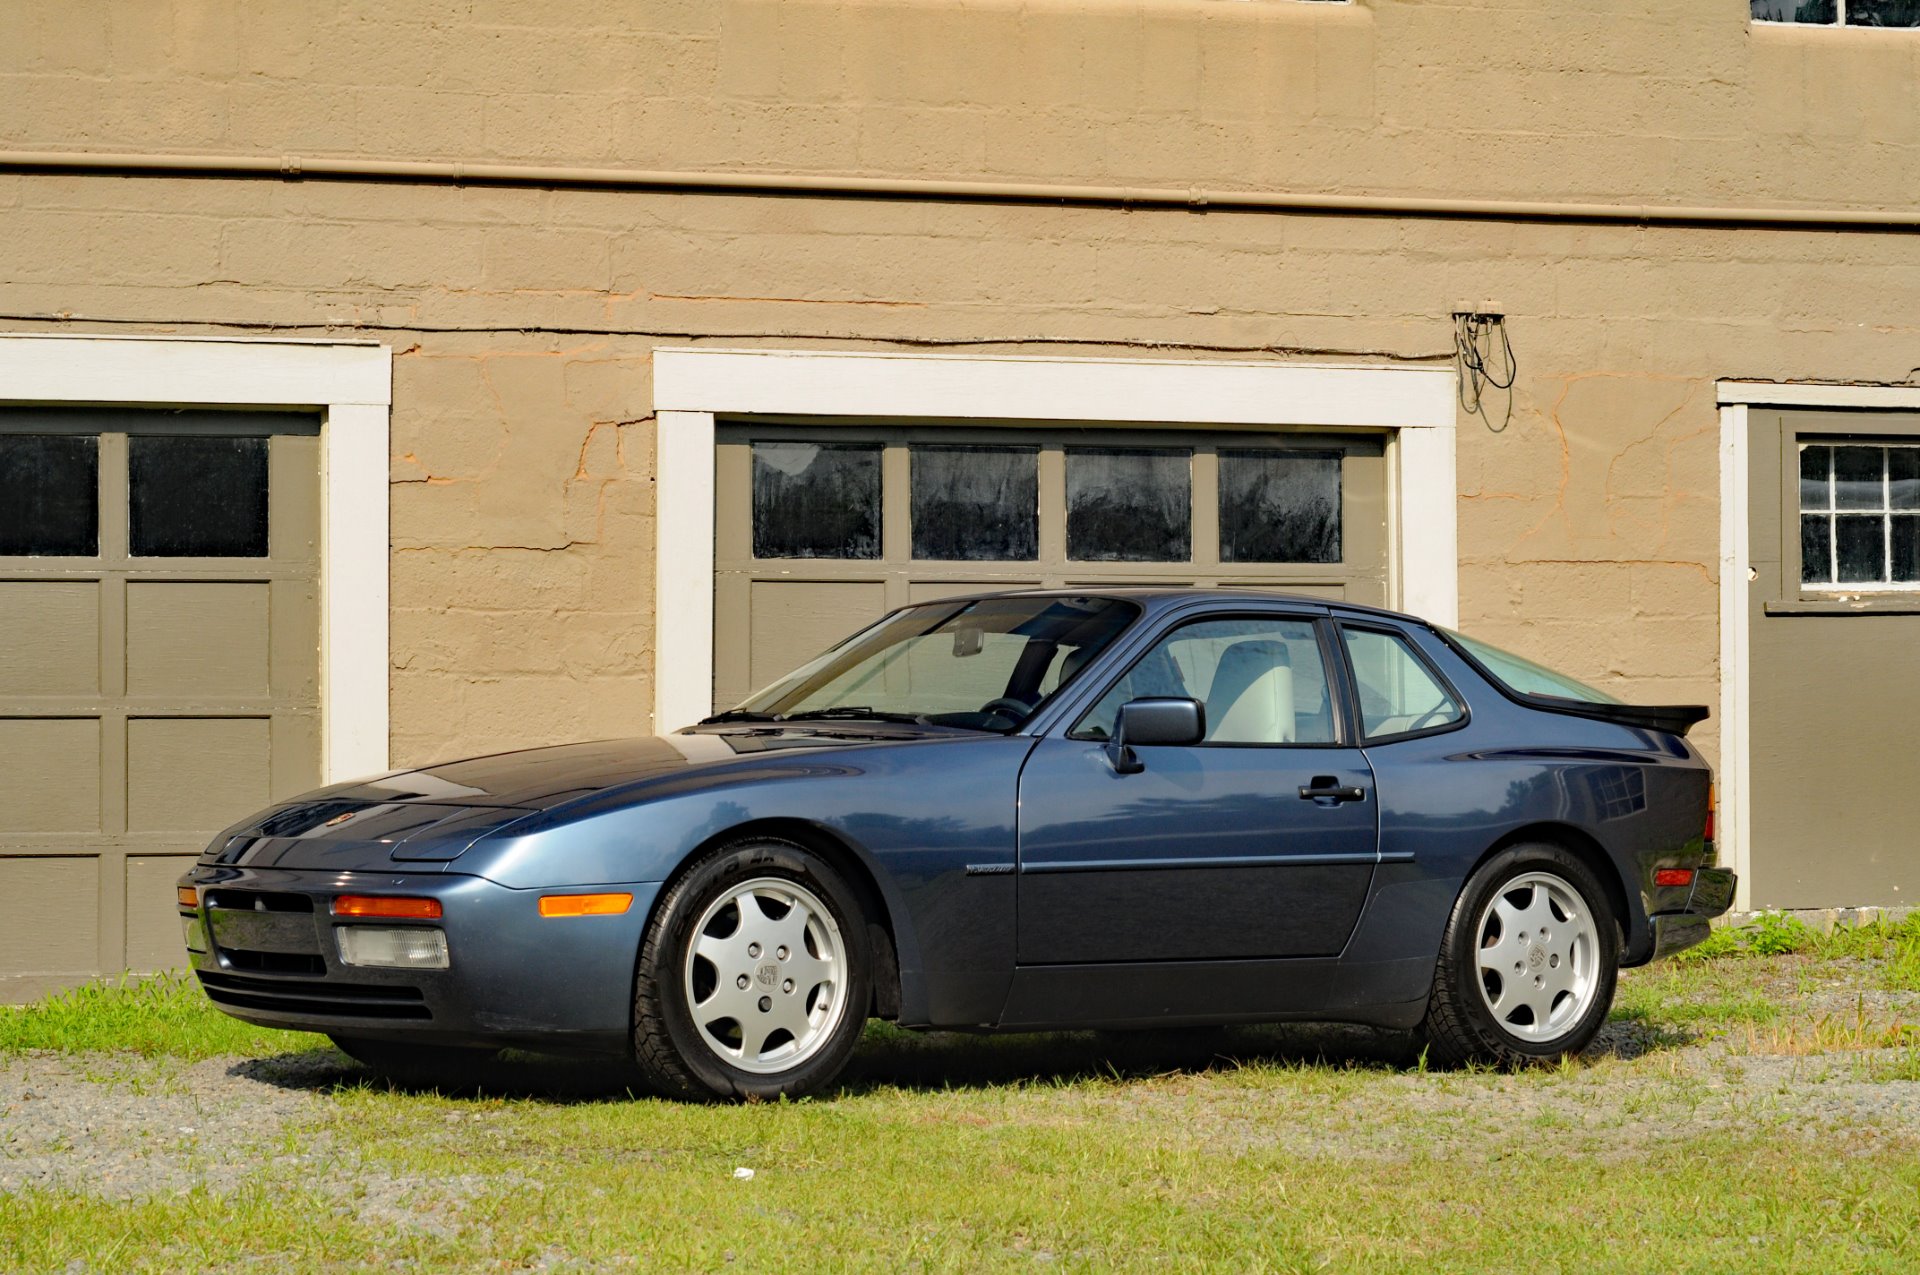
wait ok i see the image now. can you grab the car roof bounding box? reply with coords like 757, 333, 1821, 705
907, 586, 1433, 630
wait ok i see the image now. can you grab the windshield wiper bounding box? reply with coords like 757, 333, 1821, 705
780, 707, 928, 724
699, 709, 779, 724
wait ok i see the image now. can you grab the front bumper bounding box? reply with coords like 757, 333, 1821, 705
1647, 866, 1737, 961
178, 864, 661, 1054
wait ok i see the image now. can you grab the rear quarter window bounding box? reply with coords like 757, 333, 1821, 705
1444, 630, 1621, 705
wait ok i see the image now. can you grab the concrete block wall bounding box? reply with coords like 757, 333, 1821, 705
1, 2, 1918, 771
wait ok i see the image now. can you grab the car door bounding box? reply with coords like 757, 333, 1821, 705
1015, 610, 1378, 964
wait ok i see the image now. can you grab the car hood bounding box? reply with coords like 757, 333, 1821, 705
199, 727, 965, 870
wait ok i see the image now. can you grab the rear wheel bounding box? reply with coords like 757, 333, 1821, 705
1418, 844, 1619, 1068
633, 838, 871, 1101
328, 1035, 500, 1087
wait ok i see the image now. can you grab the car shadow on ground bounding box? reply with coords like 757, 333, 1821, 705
228, 1014, 1695, 1104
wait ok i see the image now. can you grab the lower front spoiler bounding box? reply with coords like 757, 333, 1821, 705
180, 865, 660, 1056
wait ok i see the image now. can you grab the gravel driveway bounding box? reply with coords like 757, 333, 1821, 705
3, 951, 1918, 1268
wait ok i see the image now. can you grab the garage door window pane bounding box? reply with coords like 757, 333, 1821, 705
752, 442, 881, 560
911, 445, 1038, 561
0, 435, 98, 556
1834, 446, 1883, 510
1893, 515, 1920, 583
129, 435, 269, 557
1800, 515, 1832, 586
1219, 450, 1341, 564
1066, 448, 1190, 562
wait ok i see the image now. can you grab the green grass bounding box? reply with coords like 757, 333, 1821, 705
3, 1092, 1917, 1272
0, 970, 307, 1060
4, 953, 1920, 1271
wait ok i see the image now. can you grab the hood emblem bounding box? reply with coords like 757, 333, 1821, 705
323, 811, 357, 828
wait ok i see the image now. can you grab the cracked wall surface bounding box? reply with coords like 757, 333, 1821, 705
4, 2, 1920, 772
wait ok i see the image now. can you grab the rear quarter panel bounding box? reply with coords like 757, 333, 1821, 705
1344, 627, 1712, 985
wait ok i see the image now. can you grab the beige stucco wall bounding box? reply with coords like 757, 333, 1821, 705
4, 0, 1919, 772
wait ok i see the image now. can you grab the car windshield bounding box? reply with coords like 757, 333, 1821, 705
1445, 629, 1621, 705
719, 596, 1139, 731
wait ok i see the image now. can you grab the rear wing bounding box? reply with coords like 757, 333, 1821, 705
1512, 695, 1710, 739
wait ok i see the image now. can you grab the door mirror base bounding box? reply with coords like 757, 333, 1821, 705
1105, 697, 1205, 774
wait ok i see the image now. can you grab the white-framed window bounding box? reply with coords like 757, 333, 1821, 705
1798, 442, 1920, 589
1753, 1, 1920, 26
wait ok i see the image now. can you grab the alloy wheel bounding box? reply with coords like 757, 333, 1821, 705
1471, 870, 1601, 1044
682, 876, 848, 1075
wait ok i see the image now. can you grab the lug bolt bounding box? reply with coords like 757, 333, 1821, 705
758, 995, 772, 1013
1549, 954, 1560, 969
776, 945, 789, 961
737, 974, 750, 990
782, 979, 794, 993
747, 942, 762, 958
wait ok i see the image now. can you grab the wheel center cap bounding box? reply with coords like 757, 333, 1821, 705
1527, 946, 1547, 971
756, 962, 779, 987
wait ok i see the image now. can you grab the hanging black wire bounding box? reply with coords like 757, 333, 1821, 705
1455, 313, 1517, 433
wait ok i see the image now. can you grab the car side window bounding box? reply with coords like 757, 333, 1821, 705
1341, 626, 1464, 740
1072, 617, 1337, 745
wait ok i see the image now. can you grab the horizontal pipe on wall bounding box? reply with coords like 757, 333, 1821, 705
2, 148, 1919, 233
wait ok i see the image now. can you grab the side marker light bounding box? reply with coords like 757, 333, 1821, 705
539, 893, 634, 918
332, 895, 443, 919
177, 886, 199, 909
1654, 868, 1695, 888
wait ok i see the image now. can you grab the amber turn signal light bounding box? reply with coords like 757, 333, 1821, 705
1654, 868, 1695, 888
176, 886, 198, 908
538, 892, 634, 918
332, 895, 443, 920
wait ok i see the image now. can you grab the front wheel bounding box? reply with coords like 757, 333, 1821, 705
1418, 844, 1619, 1068
632, 838, 872, 1101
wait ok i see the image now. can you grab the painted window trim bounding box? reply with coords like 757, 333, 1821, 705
0, 333, 391, 783
654, 348, 1458, 733
1753, 2, 1920, 28
1717, 380, 1920, 911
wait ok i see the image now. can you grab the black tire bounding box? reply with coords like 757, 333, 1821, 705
328, 1035, 501, 1087
632, 838, 872, 1101
1417, 843, 1621, 1069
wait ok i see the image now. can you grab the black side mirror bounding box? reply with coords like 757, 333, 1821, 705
1107, 697, 1205, 774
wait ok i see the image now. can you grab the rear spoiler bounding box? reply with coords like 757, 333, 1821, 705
1516, 695, 1710, 739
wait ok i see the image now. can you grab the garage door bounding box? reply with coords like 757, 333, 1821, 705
713, 423, 1386, 710
1746, 408, 1920, 908
0, 410, 321, 998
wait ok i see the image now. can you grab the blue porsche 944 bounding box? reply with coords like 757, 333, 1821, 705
180, 589, 1730, 1099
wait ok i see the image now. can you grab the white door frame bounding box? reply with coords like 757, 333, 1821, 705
0, 333, 392, 782
1717, 381, 1920, 912
653, 348, 1458, 733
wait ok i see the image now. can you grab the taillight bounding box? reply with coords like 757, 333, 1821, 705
1654, 868, 1695, 888
1704, 783, 1716, 853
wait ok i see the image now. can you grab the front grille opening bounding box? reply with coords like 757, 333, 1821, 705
222, 950, 327, 977
204, 890, 314, 913
197, 971, 431, 1021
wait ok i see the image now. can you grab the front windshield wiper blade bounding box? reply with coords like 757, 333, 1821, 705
779, 707, 929, 724
699, 709, 780, 724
